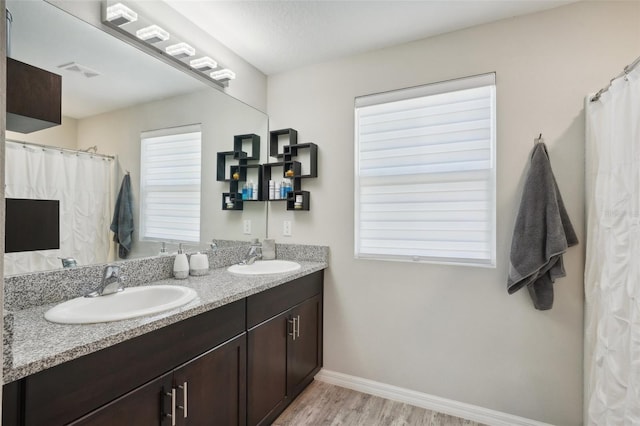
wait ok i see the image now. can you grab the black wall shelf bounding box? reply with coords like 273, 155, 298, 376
218, 129, 317, 211
269, 128, 298, 158
283, 143, 318, 178
234, 134, 260, 160
287, 190, 310, 211
266, 129, 317, 211
217, 134, 261, 210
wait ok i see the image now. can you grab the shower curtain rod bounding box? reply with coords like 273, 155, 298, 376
591, 55, 640, 102
6, 139, 115, 160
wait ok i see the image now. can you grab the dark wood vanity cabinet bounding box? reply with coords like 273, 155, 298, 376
247, 273, 323, 425
2, 270, 323, 426
70, 334, 246, 426
7, 58, 62, 134
172, 333, 247, 425
68, 372, 174, 426
5, 299, 246, 426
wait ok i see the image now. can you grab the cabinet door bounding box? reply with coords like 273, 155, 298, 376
247, 311, 289, 426
69, 372, 174, 426
3, 380, 23, 426
287, 295, 322, 396
173, 333, 246, 426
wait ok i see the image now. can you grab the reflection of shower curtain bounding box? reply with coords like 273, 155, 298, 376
585, 66, 640, 425
4, 142, 113, 275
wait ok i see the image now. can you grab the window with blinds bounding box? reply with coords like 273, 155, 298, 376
140, 125, 202, 243
354, 73, 496, 266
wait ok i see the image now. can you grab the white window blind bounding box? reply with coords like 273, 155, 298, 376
140, 124, 201, 242
354, 73, 496, 266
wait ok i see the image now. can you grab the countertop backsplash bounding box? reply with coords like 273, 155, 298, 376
4, 242, 329, 312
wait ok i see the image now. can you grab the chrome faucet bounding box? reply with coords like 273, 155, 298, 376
241, 240, 262, 265
85, 265, 125, 297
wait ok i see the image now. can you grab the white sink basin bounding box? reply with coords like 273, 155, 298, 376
227, 260, 301, 275
44, 285, 197, 324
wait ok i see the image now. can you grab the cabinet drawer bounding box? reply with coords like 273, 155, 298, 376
23, 299, 245, 426
247, 270, 323, 328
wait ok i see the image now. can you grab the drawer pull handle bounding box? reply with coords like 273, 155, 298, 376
165, 389, 176, 426
288, 317, 297, 341
178, 382, 188, 418
296, 315, 301, 338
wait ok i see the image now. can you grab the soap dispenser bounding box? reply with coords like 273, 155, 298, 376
173, 243, 189, 279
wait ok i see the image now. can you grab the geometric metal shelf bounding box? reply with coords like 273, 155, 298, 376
219, 128, 317, 211
218, 134, 262, 210
270, 128, 298, 158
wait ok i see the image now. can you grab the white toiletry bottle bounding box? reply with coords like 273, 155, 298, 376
269, 180, 275, 200
173, 243, 189, 279
251, 181, 261, 201
274, 181, 281, 200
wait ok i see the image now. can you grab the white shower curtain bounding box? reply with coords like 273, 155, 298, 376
585, 66, 640, 425
4, 142, 113, 275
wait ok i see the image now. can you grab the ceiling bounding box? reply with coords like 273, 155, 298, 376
8, 0, 204, 119
6, 0, 580, 119
164, 0, 579, 76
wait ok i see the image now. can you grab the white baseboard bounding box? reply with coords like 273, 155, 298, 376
314, 369, 554, 426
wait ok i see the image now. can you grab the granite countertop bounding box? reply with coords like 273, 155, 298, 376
4, 260, 327, 384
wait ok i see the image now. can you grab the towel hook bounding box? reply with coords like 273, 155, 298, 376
534, 133, 544, 145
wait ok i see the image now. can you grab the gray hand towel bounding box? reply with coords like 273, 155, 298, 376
110, 174, 134, 259
507, 143, 578, 310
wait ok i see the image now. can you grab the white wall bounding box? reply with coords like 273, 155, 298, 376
6, 116, 78, 149
78, 88, 268, 257
266, 2, 640, 425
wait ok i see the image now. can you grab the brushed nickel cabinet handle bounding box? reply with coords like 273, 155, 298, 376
296, 315, 301, 338
165, 389, 176, 426
288, 317, 297, 340
178, 382, 188, 418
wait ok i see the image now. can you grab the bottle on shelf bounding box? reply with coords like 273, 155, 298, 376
285, 179, 293, 198
248, 180, 254, 200
274, 181, 281, 200
269, 180, 275, 200
250, 180, 258, 200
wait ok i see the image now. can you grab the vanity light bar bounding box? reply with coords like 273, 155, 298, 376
101, 1, 233, 88
106, 3, 137, 26
136, 25, 169, 43
166, 42, 196, 58
190, 56, 218, 71
210, 69, 235, 81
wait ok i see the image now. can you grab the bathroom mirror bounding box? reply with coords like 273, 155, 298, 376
4, 0, 268, 275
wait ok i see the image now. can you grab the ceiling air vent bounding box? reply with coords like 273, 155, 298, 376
57, 62, 101, 78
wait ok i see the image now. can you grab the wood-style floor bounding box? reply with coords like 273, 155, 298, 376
273, 381, 487, 426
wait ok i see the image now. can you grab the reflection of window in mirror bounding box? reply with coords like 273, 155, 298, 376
140, 124, 202, 242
